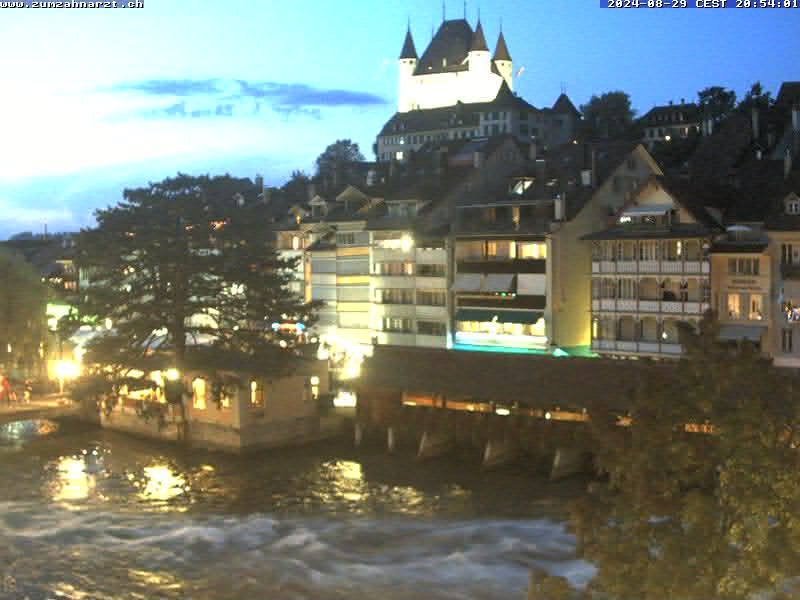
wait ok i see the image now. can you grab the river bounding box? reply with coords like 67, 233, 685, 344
0, 419, 594, 599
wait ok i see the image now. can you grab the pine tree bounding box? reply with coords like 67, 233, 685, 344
75, 174, 316, 378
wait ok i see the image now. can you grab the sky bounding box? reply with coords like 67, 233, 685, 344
0, 0, 799, 238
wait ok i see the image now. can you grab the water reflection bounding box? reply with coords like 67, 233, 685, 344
0, 419, 58, 444
139, 464, 189, 503
52, 456, 98, 502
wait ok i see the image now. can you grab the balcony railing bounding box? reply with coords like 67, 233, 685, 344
592, 339, 682, 356
592, 260, 709, 275
591, 299, 710, 315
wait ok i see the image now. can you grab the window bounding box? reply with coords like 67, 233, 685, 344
336, 233, 356, 246
782, 244, 794, 265
618, 279, 638, 300
728, 258, 760, 275
374, 262, 414, 276
416, 290, 446, 306
749, 295, 763, 320
375, 288, 414, 305
250, 380, 264, 409
382, 317, 413, 333
417, 263, 445, 277
788, 200, 800, 215
192, 378, 206, 410
518, 242, 547, 259
417, 321, 446, 336
783, 329, 794, 353
727, 293, 741, 319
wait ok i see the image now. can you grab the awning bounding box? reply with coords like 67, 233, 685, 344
483, 274, 515, 293
517, 274, 546, 296
453, 273, 482, 292
621, 204, 672, 218
785, 280, 800, 300
718, 324, 766, 343
455, 309, 544, 325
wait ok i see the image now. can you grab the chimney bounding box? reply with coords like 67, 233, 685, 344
751, 106, 760, 141
534, 158, 547, 181
786, 147, 793, 180
554, 194, 565, 221
255, 174, 264, 190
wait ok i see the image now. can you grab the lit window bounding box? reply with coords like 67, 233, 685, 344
749, 295, 763, 321
250, 380, 264, 409
727, 293, 741, 320
788, 200, 800, 215
192, 378, 206, 410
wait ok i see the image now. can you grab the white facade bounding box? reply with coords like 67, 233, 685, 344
398, 22, 512, 113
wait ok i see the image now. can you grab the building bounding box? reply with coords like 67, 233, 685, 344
451, 141, 661, 354
639, 101, 701, 148
376, 19, 580, 162
585, 177, 720, 358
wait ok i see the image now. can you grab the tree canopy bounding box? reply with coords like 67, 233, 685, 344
579, 91, 636, 140
573, 318, 800, 599
737, 81, 774, 113
75, 173, 316, 377
315, 139, 364, 190
698, 86, 737, 122
0, 250, 47, 376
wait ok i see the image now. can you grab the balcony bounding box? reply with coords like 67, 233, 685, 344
592, 299, 710, 315
591, 339, 682, 356
457, 258, 546, 274
591, 260, 709, 275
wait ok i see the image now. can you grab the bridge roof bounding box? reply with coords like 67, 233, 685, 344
355, 346, 673, 412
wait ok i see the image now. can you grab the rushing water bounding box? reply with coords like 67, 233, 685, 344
0, 419, 594, 600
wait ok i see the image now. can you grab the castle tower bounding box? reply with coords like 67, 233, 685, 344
493, 30, 513, 92
467, 20, 490, 75
398, 27, 418, 113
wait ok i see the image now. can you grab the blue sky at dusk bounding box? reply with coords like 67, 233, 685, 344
0, 0, 798, 237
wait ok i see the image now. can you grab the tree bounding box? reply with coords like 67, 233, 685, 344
573, 317, 800, 599
281, 170, 311, 204
315, 139, 364, 190
698, 86, 737, 123
579, 91, 636, 140
738, 81, 774, 113
75, 174, 317, 379
0, 251, 47, 376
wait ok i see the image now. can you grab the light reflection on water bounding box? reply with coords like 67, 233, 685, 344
0, 421, 592, 599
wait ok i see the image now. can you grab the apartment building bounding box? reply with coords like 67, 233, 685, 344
585, 177, 719, 358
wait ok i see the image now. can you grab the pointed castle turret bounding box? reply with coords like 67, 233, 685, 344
493, 30, 513, 91
398, 26, 418, 112
467, 20, 490, 72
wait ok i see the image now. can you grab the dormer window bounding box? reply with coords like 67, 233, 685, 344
788, 199, 800, 215
511, 178, 534, 195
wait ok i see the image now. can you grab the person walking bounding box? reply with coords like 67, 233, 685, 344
0, 376, 9, 407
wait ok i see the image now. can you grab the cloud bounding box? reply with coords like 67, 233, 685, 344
109, 79, 223, 97
108, 77, 387, 120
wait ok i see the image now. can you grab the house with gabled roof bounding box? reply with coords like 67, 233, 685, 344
583, 176, 723, 358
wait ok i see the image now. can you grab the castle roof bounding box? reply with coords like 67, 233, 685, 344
379, 82, 536, 137
493, 31, 511, 61
470, 21, 489, 52
415, 19, 473, 75
551, 93, 580, 116
400, 28, 417, 60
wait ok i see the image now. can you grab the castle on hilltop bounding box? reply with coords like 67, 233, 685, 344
376, 18, 580, 162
